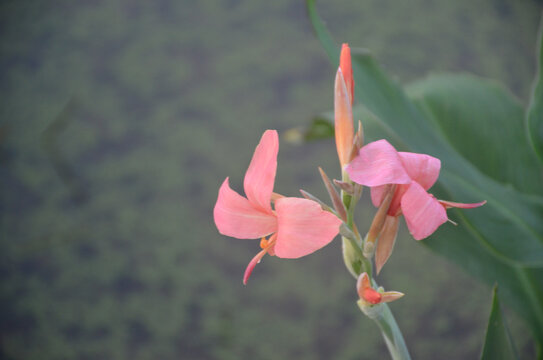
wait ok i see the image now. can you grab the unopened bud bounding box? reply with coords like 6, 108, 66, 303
356, 272, 404, 310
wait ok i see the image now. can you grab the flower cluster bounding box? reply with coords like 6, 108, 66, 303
213, 43, 485, 308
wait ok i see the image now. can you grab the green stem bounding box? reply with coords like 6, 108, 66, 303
341, 170, 409, 359
373, 304, 412, 360
359, 302, 411, 360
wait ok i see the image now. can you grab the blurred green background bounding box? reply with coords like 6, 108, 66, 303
1, 0, 542, 359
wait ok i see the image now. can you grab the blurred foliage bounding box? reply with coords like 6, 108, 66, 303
1, 0, 542, 359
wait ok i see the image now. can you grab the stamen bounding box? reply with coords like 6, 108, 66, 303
447, 218, 458, 226
243, 234, 278, 285
264, 234, 277, 256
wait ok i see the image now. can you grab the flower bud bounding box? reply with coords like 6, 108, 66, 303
334, 45, 355, 168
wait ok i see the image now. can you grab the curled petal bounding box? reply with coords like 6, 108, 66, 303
398, 152, 441, 190
244, 130, 278, 213
438, 199, 487, 209
346, 140, 411, 187
375, 215, 400, 274
334, 68, 355, 167
401, 182, 447, 240
273, 197, 341, 258
214, 178, 277, 239
243, 248, 268, 285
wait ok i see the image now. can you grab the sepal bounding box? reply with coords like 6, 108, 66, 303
319, 167, 348, 221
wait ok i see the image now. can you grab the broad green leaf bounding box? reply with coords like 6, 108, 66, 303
480, 286, 518, 360
306, 0, 543, 266
423, 184, 543, 344
306, 0, 543, 346
527, 19, 543, 164
407, 74, 543, 195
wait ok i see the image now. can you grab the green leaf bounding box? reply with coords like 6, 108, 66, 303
527, 19, 543, 165
306, 0, 543, 347
407, 74, 543, 195
306, 0, 543, 266
480, 286, 518, 360
421, 186, 543, 345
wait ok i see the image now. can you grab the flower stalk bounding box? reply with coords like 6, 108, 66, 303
335, 43, 411, 360
358, 302, 411, 360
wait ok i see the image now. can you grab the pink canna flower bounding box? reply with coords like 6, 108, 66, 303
214, 130, 342, 284
346, 139, 485, 239
346, 139, 485, 272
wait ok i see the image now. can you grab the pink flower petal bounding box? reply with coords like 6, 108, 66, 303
370, 185, 388, 207
438, 199, 487, 209
398, 152, 441, 190
401, 182, 448, 240
371, 184, 409, 217
243, 130, 279, 213
346, 140, 411, 187
273, 198, 341, 258
214, 178, 277, 239
243, 248, 268, 285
